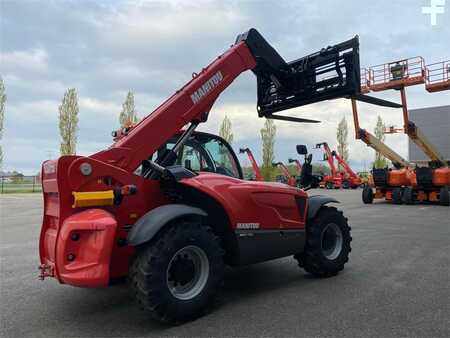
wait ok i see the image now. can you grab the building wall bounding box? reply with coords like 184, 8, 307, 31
408, 105, 450, 164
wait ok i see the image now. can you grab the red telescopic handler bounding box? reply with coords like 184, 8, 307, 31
39, 29, 362, 323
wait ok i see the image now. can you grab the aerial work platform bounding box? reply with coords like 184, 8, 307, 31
360, 68, 371, 94
425, 60, 450, 93
368, 57, 426, 91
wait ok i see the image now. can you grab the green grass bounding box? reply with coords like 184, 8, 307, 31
0, 183, 42, 194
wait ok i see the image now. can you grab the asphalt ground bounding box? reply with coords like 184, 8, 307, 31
1, 190, 449, 337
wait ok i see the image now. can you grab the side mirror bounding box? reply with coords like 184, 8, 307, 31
288, 158, 295, 163
296, 145, 308, 155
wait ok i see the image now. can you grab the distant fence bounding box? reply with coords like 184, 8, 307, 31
1, 175, 42, 193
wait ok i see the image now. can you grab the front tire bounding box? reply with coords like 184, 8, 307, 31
439, 186, 449, 206
129, 221, 225, 323
392, 188, 403, 205
402, 187, 414, 205
362, 186, 374, 204
295, 207, 352, 277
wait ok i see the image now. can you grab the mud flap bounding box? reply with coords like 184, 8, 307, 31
55, 209, 117, 287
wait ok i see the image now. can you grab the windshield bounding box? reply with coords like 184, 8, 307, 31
148, 133, 242, 179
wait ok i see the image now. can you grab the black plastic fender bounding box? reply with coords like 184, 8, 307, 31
127, 204, 207, 246
307, 195, 339, 219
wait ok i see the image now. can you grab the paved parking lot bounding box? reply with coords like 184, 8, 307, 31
1, 190, 449, 337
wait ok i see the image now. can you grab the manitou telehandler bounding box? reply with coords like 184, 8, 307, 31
288, 157, 302, 175
239, 147, 263, 181
369, 57, 450, 205
39, 29, 362, 323
315, 142, 344, 189
331, 150, 362, 188
272, 161, 297, 187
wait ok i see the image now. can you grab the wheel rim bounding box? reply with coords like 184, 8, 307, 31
321, 223, 343, 260
166, 245, 209, 300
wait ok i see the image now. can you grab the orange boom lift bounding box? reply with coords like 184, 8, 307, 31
350, 69, 413, 204
368, 57, 450, 205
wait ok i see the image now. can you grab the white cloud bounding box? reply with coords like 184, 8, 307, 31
78, 97, 121, 117
1, 48, 48, 73
2, 0, 449, 173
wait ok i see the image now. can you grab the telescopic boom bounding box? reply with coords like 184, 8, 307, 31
92, 28, 361, 173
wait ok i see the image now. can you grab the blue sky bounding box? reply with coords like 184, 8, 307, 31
1, 0, 449, 174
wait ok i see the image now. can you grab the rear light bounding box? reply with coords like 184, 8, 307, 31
43, 161, 56, 174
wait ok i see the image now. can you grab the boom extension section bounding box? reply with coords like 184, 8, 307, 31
399, 88, 446, 167
332, 151, 358, 180
351, 98, 410, 169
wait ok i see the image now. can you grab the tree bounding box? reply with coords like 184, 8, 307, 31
260, 119, 276, 181
373, 115, 389, 168
59, 88, 79, 155
0, 77, 6, 169
218, 115, 233, 166
336, 117, 349, 171
119, 91, 137, 128
219, 115, 233, 144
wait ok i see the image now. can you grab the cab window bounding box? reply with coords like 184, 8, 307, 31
143, 133, 242, 179
202, 137, 240, 178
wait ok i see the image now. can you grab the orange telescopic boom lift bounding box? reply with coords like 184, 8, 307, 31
239, 147, 264, 181
350, 70, 413, 204
368, 57, 450, 205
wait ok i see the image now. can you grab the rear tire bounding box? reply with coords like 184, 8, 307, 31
342, 180, 350, 189
362, 186, 374, 204
295, 207, 351, 277
392, 188, 403, 205
402, 187, 414, 205
439, 186, 449, 206
129, 221, 225, 323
